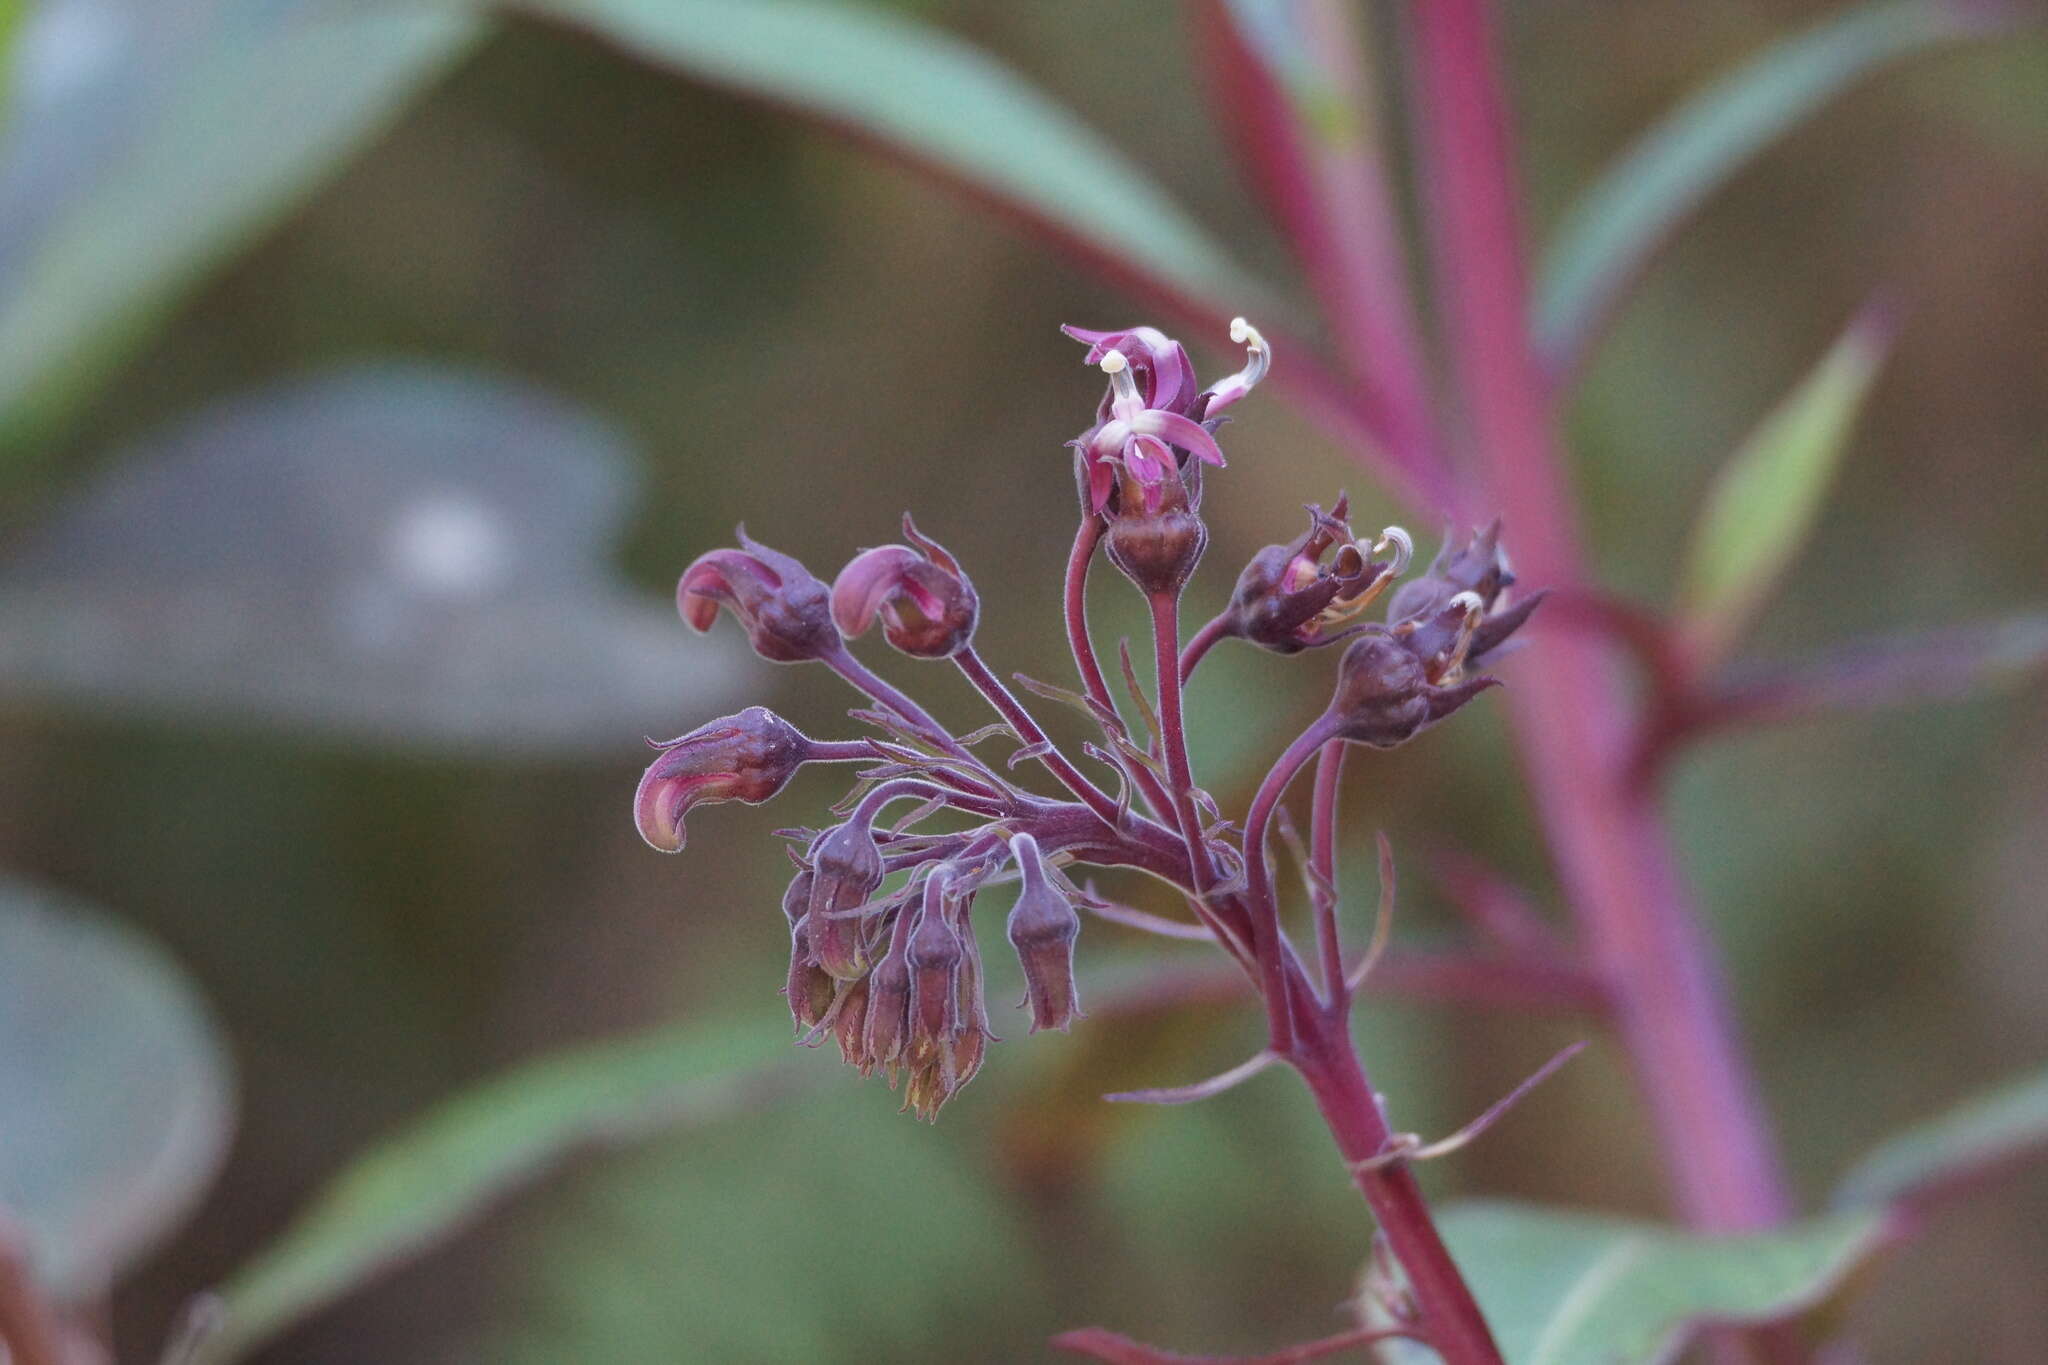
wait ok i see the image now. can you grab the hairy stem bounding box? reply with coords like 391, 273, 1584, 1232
954, 646, 1122, 828
1177, 609, 1234, 683
1309, 739, 1348, 1007
1068, 517, 1177, 819
1240, 714, 1343, 1050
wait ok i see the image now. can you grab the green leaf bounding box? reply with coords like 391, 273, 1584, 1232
1676, 303, 1892, 664
1372, 1200, 1890, 1365
1536, 0, 2003, 380
190, 1016, 811, 1365
0, 10, 484, 460
0, 877, 234, 1302
516, 0, 1268, 318
1834, 1067, 2048, 1211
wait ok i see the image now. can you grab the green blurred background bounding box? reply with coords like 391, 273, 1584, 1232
2, 1, 2045, 1360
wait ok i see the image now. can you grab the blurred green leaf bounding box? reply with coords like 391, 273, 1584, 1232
515, 0, 1269, 318
1536, 0, 2002, 380
0, 877, 233, 1302
191, 1015, 808, 1364
1834, 1066, 2048, 1211
479, 1084, 1046, 1363
1676, 303, 1892, 664
0, 10, 483, 459
1373, 1200, 1888, 1365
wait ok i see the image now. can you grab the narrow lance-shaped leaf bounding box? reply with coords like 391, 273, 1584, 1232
0, 12, 484, 461
186, 1018, 809, 1365
519, 0, 1269, 323
1676, 301, 1893, 666
1366, 1200, 1891, 1365
1535, 0, 2006, 381
1834, 1066, 2048, 1212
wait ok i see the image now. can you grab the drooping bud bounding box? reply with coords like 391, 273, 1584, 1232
785, 917, 836, 1032
830, 515, 979, 658
862, 914, 915, 1076
1004, 833, 1082, 1033
781, 867, 813, 925
1325, 628, 1501, 750
906, 876, 965, 1051
678, 530, 837, 663
633, 706, 811, 853
805, 820, 886, 978
832, 976, 875, 1076
1223, 499, 1407, 654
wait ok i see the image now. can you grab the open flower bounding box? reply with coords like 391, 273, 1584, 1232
678, 530, 837, 663
1224, 498, 1410, 654
633, 706, 812, 852
1064, 324, 1244, 513
831, 515, 979, 658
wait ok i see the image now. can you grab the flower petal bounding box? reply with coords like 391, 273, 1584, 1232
1131, 410, 1227, 467
830, 544, 923, 638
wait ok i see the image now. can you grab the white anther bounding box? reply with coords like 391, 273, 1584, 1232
1447, 590, 1485, 620
1372, 525, 1413, 577
1099, 347, 1142, 408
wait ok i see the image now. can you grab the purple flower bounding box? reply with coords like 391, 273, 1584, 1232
1064, 324, 1238, 513
1224, 498, 1409, 654
633, 706, 812, 853
830, 515, 979, 658
678, 530, 837, 663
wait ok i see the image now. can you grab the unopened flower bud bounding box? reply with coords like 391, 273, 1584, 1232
633, 706, 811, 853
1004, 833, 1082, 1033
862, 922, 914, 1074
1325, 628, 1500, 749
830, 515, 978, 658
832, 976, 875, 1076
906, 877, 965, 1050
781, 868, 813, 925
805, 820, 885, 978
785, 918, 836, 1032
678, 530, 837, 663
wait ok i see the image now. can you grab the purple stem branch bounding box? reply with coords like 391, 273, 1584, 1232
822, 642, 993, 780
1240, 713, 1343, 1051
1403, 0, 1794, 1240
954, 645, 1123, 828
1068, 517, 1177, 820
1309, 739, 1348, 1008
1177, 609, 1234, 683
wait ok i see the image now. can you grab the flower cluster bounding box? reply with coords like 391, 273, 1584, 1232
634, 321, 1541, 1119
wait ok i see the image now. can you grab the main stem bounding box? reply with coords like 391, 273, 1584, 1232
1404, 0, 1792, 1233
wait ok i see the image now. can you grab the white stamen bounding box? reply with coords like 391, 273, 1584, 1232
1447, 590, 1485, 618
1372, 525, 1413, 577
1226, 316, 1269, 388
1439, 591, 1487, 679
1098, 348, 1142, 408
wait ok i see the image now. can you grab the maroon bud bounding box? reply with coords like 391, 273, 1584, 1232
1103, 459, 1208, 597
862, 920, 914, 1075
1004, 833, 1082, 1033
781, 868, 813, 925
832, 976, 875, 1076
830, 515, 979, 658
1326, 629, 1501, 749
633, 706, 811, 853
1387, 520, 1513, 625
1224, 499, 1404, 654
678, 530, 837, 663
806, 820, 885, 979
784, 918, 836, 1032
906, 876, 965, 1049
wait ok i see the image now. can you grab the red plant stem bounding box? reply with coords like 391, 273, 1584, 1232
1240, 715, 1343, 1049
822, 643, 992, 779
1403, 0, 1794, 1237
1291, 1009, 1505, 1365
1146, 592, 1229, 899
1068, 517, 1176, 820
954, 646, 1123, 827
0, 1215, 67, 1365
1309, 739, 1348, 1005
1177, 609, 1233, 683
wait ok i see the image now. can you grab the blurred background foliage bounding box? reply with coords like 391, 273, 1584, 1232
1, 1, 2045, 1360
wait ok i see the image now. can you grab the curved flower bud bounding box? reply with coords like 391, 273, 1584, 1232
1325, 628, 1501, 750
633, 706, 811, 853
805, 820, 886, 979
830, 515, 979, 658
677, 529, 837, 663
1005, 833, 1082, 1033
1223, 498, 1406, 654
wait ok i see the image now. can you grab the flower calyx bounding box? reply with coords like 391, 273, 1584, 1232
831, 514, 979, 658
